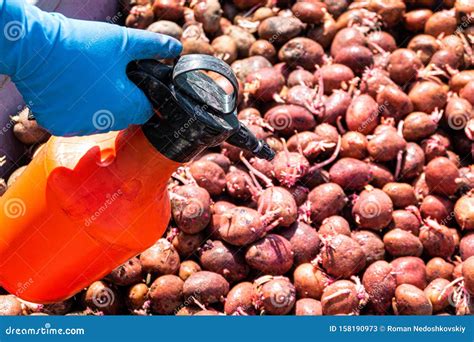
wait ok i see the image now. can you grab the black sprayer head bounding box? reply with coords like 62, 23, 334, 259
127, 55, 275, 163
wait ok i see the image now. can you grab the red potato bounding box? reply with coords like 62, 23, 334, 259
224, 282, 257, 315
398, 142, 425, 180
426, 257, 454, 282
189, 160, 226, 197
225, 25, 256, 58
106, 257, 143, 286
369, 162, 395, 188
408, 81, 448, 114
171, 230, 205, 258
149, 275, 184, 315
393, 284, 433, 315
295, 298, 322, 315
245, 234, 294, 275
0, 295, 22, 315
460, 233, 474, 260
454, 194, 474, 230
140, 239, 180, 275
84, 281, 122, 315
258, 187, 298, 228
382, 183, 417, 208
225, 167, 253, 201
334, 45, 374, 76
126, 5, 155, 29
147, 20, 183, 40
321, 280, 366, 315
280, 222, 320, 264
376, 85, 413, 120
287, 69, 315, 88
171, 185, 211, 234
345, 95, 380, 135
330, 27, 366, 57
419, 220, 456, 259
231, 56, 272, 81
329, 158, 372, 191
319, 215, 351, 236
258, 16, 304, 45
320, 234, 366, 278
183, 271, 229, 304
318, 64, 355, 95
255, 276, 296, 315
287, 131, 323, 161
391, 256, 427, 289
463, 256, 474, 295
199, 240, 249, 283
245, 67, 285, 102
407, 34, 440, 65
249, 40, 277, 63
212, 35, 238, 64
424, 10, 457, 37
425, 157, 459, 197
352, 188, 394, 231
402, 111, 440, 141
387, 49, 423, 85
322, 90, 352, 125
264, 105, 317, 136
212, 207, 267, 246
199, 153, 231, 173
460, 81, 474, 106
293, 263, 329, 299
340, 131, 368, 160
193, 0, 222, 34
153, 0, 184, 21
367, 126, 407, 162
390, 209, 422, 235
308, 183, 347, 224
420, 194, 454, 223
360, 68, 397, 98
404, 9, 433, 32
383, 228, 423, 257
179, 260, 201, 281
362, 261, 397, 314
272, 151, 310, 187
291, 1, 325, 24
126, 283, 148, 313
279, 38, 324, 71
424, 278, 453, 312
351, 230, 386, 265
367, 31, 397, 52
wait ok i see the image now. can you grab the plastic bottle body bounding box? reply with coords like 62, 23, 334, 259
0, 127, 180, 303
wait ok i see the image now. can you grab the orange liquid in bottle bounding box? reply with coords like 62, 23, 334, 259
0, 126, 180, 303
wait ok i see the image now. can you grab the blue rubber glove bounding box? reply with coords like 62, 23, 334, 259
0, 0, 182, 136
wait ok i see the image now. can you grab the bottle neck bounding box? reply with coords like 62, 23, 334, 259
116, 125, 182, 185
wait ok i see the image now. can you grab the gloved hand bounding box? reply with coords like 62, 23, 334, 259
0, 0, 182, 136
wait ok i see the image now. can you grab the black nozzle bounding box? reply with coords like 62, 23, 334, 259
226, 125, 275, 161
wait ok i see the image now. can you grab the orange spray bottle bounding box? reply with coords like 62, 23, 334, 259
0, 55, 274, 303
